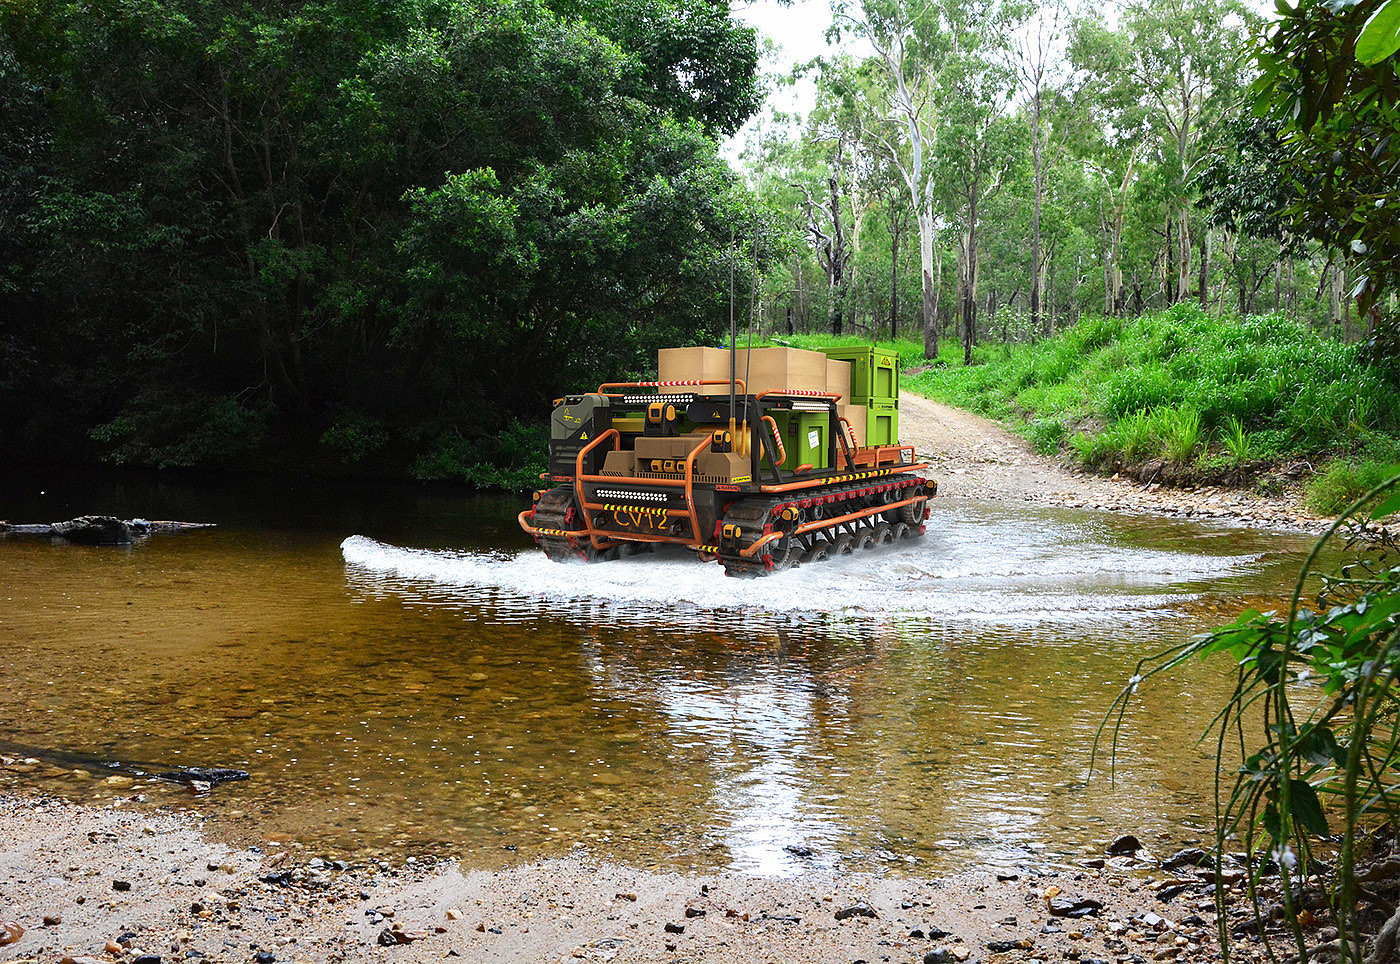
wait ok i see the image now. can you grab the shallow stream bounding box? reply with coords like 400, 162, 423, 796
0, 471, 1321, 876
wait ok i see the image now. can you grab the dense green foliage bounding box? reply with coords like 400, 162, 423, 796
0, 0, 760, 480
1250, 0, 1400, 338
1103, 483, 1400, 964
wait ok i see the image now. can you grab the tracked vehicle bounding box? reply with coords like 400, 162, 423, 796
518, 345, 935, 576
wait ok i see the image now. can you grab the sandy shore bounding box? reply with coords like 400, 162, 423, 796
0, 792, 1246, 964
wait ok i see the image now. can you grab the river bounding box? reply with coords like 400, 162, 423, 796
0, 469, 1320, 877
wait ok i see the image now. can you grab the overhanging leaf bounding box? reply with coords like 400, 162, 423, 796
1357, 0, 1400, 65
1289, 778, 1330, 836
1371, 488, 1400, 519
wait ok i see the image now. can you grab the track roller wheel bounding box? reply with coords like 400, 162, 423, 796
766, 534, 802, 570
898, 495, 927, 526
802, 541, 830, 564
829, 533, 855, 556
891, 522, 910, 541
870, 523, 893, 546
854, 528, 876, 551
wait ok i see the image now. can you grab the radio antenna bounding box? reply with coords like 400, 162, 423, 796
742, 220, 757, 451
728, 226, 737, 450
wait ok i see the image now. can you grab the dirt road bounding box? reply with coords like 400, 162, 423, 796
899, 394, 1327, 533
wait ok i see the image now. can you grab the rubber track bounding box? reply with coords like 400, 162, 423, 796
529, 485, 594, 562
716, 475, 930, 577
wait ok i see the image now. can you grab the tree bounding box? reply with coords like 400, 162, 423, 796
0, 0, 763, 473
1249, 0, 1400, 357
835, 0, 952, 359
1007, 0, 1072, 336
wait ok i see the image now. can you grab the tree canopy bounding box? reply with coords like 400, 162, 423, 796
0, 0, 761, 476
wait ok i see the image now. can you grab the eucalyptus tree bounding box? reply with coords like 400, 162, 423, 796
833, 0, 952, 358
1073, 0, 1254, 308
1006, 0, 1073, 336
932, 0, 1025, 365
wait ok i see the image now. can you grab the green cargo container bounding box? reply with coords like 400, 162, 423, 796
763, 409, 831, 471
822, 347, 899, 401
858, 400, 899, 447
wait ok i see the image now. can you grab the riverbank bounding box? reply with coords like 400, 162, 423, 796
900, 394, 1331, 534
0, 792, 1247, 964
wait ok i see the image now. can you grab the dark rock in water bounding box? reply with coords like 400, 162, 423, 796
835, 904, 878, 921
1048, 896, 1104, 918
784, 844, 813, 858
156, 767, 249, 786
53, 516, 132, 545
1106, 834, 1142, 856
1162, 848, 1208, 870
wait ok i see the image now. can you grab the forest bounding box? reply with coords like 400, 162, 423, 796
1, 0, 1397, 489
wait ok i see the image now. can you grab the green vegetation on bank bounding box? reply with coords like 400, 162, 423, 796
780, 305, 1400, 514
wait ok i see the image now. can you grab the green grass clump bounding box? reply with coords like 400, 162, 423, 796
1306, 459, 1400, 514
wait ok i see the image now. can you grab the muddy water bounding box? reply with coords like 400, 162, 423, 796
0, 471, 1320, 876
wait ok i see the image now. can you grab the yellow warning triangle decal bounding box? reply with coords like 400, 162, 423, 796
580, 431, 589, 440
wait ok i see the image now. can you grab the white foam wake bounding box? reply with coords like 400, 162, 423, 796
340, 505, 1264, 628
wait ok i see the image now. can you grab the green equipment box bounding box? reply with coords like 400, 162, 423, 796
861, 400, 899, 447
764, 410, 831, 471
822, 347, 899, 402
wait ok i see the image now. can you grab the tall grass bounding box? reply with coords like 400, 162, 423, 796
791, 304, 1400, 509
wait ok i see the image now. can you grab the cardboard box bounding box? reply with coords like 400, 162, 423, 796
837, 403, 866, 447
634, 432, 711, 463
826, 358, 852, 398
658, 345, 832, 396
732, 346, 828, 396
601, 450, 636, 476
657, 347, 734, 393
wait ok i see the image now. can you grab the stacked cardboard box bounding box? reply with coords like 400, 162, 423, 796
657, 346, 833, 396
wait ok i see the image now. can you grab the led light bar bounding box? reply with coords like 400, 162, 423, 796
592, 488, 669, 503
619, 393, 696, 406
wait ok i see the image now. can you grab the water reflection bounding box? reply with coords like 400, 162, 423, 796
0, 480, 1317, 876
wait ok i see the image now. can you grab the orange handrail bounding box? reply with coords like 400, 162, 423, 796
598, 378, 746, 395
759, 462, 927, 493
681, 433, 713, 543
574, 429, 621, 549
739, 493, 927, 558
760, 415, 786, 467
838, 416, 858, 452
517, 510, 593, 540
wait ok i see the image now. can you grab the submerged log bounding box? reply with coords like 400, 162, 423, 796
1, 741, 249, 791
0, 516, 215, 542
